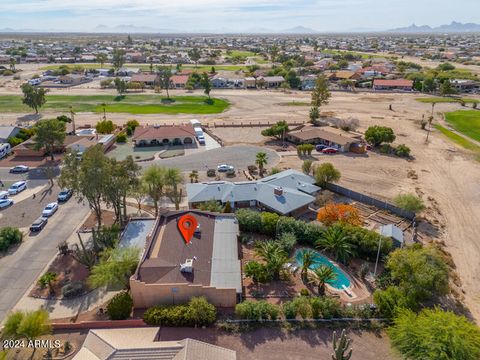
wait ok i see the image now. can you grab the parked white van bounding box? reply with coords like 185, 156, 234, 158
8, 181, 27, 195
0, 143, 11, 159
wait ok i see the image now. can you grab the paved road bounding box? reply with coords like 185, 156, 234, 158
141, 145, 280, 172
0, 199, 89, 322
0, 166, 60, 181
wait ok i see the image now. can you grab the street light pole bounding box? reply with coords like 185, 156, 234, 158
373, 236, 382, 277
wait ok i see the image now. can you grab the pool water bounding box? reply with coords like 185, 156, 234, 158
294, 248, 351, 290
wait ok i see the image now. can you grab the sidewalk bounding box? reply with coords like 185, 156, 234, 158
13, 287, 120, 320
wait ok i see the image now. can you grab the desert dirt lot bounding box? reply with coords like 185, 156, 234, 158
1, 63, 480, 322
158, 327, 398, 360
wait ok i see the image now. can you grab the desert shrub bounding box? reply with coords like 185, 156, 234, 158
393, 193, 425, 213
283, 301, 297, 319
235, 208, 262, 233
395, 144, 411, 157
235, 301, 280, 320
269, 167, 281, 175
244, 261, 271, 283
365, 125, 396, 147
61, 281, 84, 298
277, 232, 297, 253
3, 69, 13, 76
380, 144, 392, 154
373, 286, 416, 319
116, 133, 127, 143
276, 216, 323, 245
206, 169, 216, 177
260, 212, 280, 235
312, 297, 342, 319
0, 227, 23, 252
389, 307, 480, 360
300, 288, 310, 297
187, 296, 217, 326
316, 203, 361, 226
106, 291, 133, 320
143, 297, 216, 326
247, 165, 257, 172
292, 297, 312, 319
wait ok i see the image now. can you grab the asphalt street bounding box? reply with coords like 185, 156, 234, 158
0, 197, 89, 322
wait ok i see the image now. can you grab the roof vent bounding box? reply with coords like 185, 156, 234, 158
274, 187, 283, 196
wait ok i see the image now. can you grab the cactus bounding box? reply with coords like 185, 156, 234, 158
331, 329, 353, 360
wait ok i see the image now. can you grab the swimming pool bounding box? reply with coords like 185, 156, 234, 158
294, 248, 351, 290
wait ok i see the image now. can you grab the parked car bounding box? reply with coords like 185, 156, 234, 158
197, 136, 206, 145
8, 181, 27, 195
0, 190, 8, 199
315, 144, 327, 152
0, 198, 14, 209
322, 147, 339, 154
217, 164, 234, 172
9, 165, 29, 173
42, 202, 58, 217
57, 189, 73, 202
30, 217, 48, 232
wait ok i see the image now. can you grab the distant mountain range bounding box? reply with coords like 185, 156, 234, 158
389, 21, 480, 33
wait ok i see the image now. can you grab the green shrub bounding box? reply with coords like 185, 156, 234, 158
204, 98, 214, 105
292, 296, 312, 319
278, 232, 297, 253
235, 208, 262, 233
300, 289, 310, 297
389, 308, 480, 360
206, 169, 216, 177
310, 297, 342, 319
3, 69, 13, 76
260, 212, 280, 235
235, 300, 280, 320
395, 144, 411, 157
116, 133, 127, 143
393, 193, 425, 213
373, 286, 416, 319
380, 144, 392, 154
143, 297, 216, 326
187, 296, 216, 326
0, 227, 23, 252
283, 301, 297, 319
244, 261, 271, 283
107, 292, 133, 320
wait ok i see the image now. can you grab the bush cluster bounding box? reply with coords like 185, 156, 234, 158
143, 297, 216, 327
236, 297, 374, 321
61, 281, 84, 298
107, 291, 133, 320
0, 227, 23, 252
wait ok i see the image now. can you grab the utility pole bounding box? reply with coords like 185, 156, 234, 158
373, 236, 382, 277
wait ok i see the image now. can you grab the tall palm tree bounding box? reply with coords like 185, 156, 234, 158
299, 249, 317, 282
309, 265, 337, 295
316, 226, 355, 264
255, 241, 289, 280
101, 102, 107, 120
165, 168, 183, 210
255, 152, 268, 177
69, 106, 76, 134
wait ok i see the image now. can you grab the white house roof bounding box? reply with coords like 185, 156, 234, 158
187, 170, 320, 215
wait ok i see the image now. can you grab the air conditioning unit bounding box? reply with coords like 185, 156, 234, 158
180, 259, 194, 273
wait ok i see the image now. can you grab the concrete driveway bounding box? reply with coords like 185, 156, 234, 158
141, 145, 280, 172
0, 198, 89, 322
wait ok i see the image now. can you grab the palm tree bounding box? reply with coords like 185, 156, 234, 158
255, 241, 289, 280
69, 106, 76, 134
9, 57, 16, 72
165, 168, 183, 210
309, 265, 337, 295
255, 152, 268, 177
38, 272, 57, 295
316, 226, 355, 264
189, 170, 199, 183
299, 249, 317, 282
101, 103, 107, 120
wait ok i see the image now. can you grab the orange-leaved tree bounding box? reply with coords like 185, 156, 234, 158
317, 203, 361, 226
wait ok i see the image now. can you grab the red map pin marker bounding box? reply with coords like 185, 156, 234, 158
178, 214, 198, 244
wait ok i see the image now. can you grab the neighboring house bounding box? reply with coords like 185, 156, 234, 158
130, 73, 159, 87
211, 76, 227, 88
286, 126, 364, 153
117, 67, 140, 77
0, 126, 20, 143
58, 74, 89, 85
244, 77, 256, 88
451, 79, 480, 93
326, 71, 360, 82
73, 327, 236, 360
170, 74, 189, 89
258, 76, 285, 88
130, 210, 242, 308
379, 224, 404, 248
13, 134, 114, 157
125, 52, 145, 63
373, 79, 413, 91
187, 169, 320, 216
300, 75, 317, 90
132, 124, 196, 146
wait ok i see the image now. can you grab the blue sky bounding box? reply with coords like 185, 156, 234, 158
0, 0, 479, 32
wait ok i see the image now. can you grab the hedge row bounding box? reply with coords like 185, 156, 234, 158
236, 297, 376, 321
143, 296, 216, 327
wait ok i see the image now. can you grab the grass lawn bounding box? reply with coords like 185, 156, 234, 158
0, 94, 229, 114
434, 124, 480, 154
444, 110, 480, 142
280, 101, 310, 106
416, 97, 480, 104
228, 50, 257, 57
